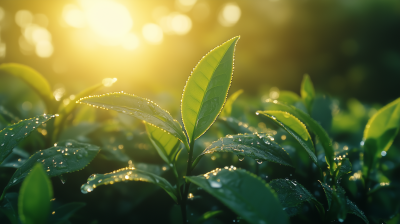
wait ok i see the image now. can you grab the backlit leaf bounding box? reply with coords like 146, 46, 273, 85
181, 36, 240, 142
257, 111, 317, 166
187, 168, 289, 224
145, 122, 181, 164
18, 163, 53, 224
0, 114, 54, 164
220, 89, 243, 117
80, 167, 178, 203
301, 74, 315, 113
77, 92, 189, 149
3, 140, 100, 194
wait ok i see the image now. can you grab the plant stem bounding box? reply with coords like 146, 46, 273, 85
180, 139, 195, 223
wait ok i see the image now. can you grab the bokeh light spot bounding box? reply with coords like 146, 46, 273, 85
15, 10, 33, 27
142, 23, 163, 45
171, 14, 192, 35
219, 3, 241, 27
35, 40, 54, 58
63, 4, 86, 28
121, 33, 139, 50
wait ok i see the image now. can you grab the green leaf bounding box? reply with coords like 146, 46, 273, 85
77, 92, 189, 149
18, 163, 53, 224
80, 167, 178, 203
220, 89, 243, 117
198, 133, 292, 167
346, 198, 369, 224
218, 116, 256, 134
195, 210, 223, 224
260, 101, 335, 174
336, 158, 352, 180
269, 179, 324, 217
0, 193, 18, 224
48, 202, 85, 224
3, 140, 100, 194
277, 91, 300, 105
187, 168, 289, 224
0, 148, 29, 168
145, 122, 181, 164
257, 111, 317, 166
181, 36, 240, 142
301, 74, 315, 113
0, 63, 52, 105
0, 114, 54, 164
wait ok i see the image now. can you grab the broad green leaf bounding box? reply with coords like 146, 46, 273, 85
261, 101, 335, 174
257, 111, 317, 165
187, 168, 289, 224
269, 179, 324, 217
220, 89, 243, 117
301, 74, 315, 113
0, 193, 18, 224
48, 202, 85, 224
363, 98, 400, 171
336, 158, 352, 180
181, 36, 240, 142
77, 92, 189, 149
18, 163, 53, 224
277, 91, 300, 105
80, 167, 178, 203
145, 122, 181, 164
218, 116, 256, 134
0, 148, 29, 168
0, 63, 52, 105
0, 114, 54, 164
197, 133, 292, 167
3, 140, 100, 194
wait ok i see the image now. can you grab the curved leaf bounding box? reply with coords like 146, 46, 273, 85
3, 140, 100, 194
301, 74, 315, 113
18, 163, 53, 224
218, 116, 256, 134
0, 63, 52, 105
77, 92, 189, 149
145, 122, 181, 164
269, 179, 324, 217
198, 133, 292, 167
260, 101, 335, 174
220, 89, 243, 117
363, 97, 400, 153
258, 111, 317, 165
80, 167, 178, 203
187, 168, 289, 224
181, 36, 240, 142
0, 114, 55, 164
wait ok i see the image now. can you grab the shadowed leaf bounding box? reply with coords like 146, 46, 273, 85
220, 89, 243, 117
301, 74, 315, 113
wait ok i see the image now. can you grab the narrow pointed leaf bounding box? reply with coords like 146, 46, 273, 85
3, 140, 100, 193
145, 122, 181, 164
0, 63, 52, 104
258, 111, 317, 165
336, 158, 352, 180
0, 193, 18, 224
220, 89, 243, 117
0, 114, 54, 164
346, 198, 369, 224
80, 167, 178, 203
301, 74, 315, 113
261, 101, 335, 174
181, 36, 240, 142
187, 168, 289, 224
18, 163, 53, 224
198, 133, 292, 167
77, 92, 189, 149
48, 202, 86, 224
269, 179, 324, 217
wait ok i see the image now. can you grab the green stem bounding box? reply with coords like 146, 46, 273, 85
180, 139, 195, 223
0, 190, 5, 202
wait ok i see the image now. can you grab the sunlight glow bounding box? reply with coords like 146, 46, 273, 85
219, 3, 241, 27
142, 23, 163, 45
35, 40, 54, 58
15, 10, 33, 27
63, 4, 86, 28
84, 0, 133, 39
121, 33, 139, 50
171, 14, 192, 35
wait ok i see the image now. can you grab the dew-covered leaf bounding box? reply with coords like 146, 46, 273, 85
181, 36, 240, 142
80, 167, 178, 203
198, 133, 292, 167
346, 198, 369, 224
3, 140, 100, 193
145, 122, 181, 164
336, 158, 352, 180
220, 89, 243, 117
77, 92, 189, 149
260, 101, 335, 174
187, 168, 289, 224
0, 148, 29, 168
0, 193, 18, 224
258, 111, 317, 165
301, 74, 315, 113
48, 202, 85, 224
18, 163, 53, 224
269, 179, 324, 217
0, 114, 54, 164
0, 63, 53, 105
218, 116, 256, 134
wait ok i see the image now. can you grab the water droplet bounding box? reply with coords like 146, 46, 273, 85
80, 184, 93, 194
257, 160, 263, 164
210, 180, 222, 188
88, 174, 96, 181
238, 156, 245, 161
